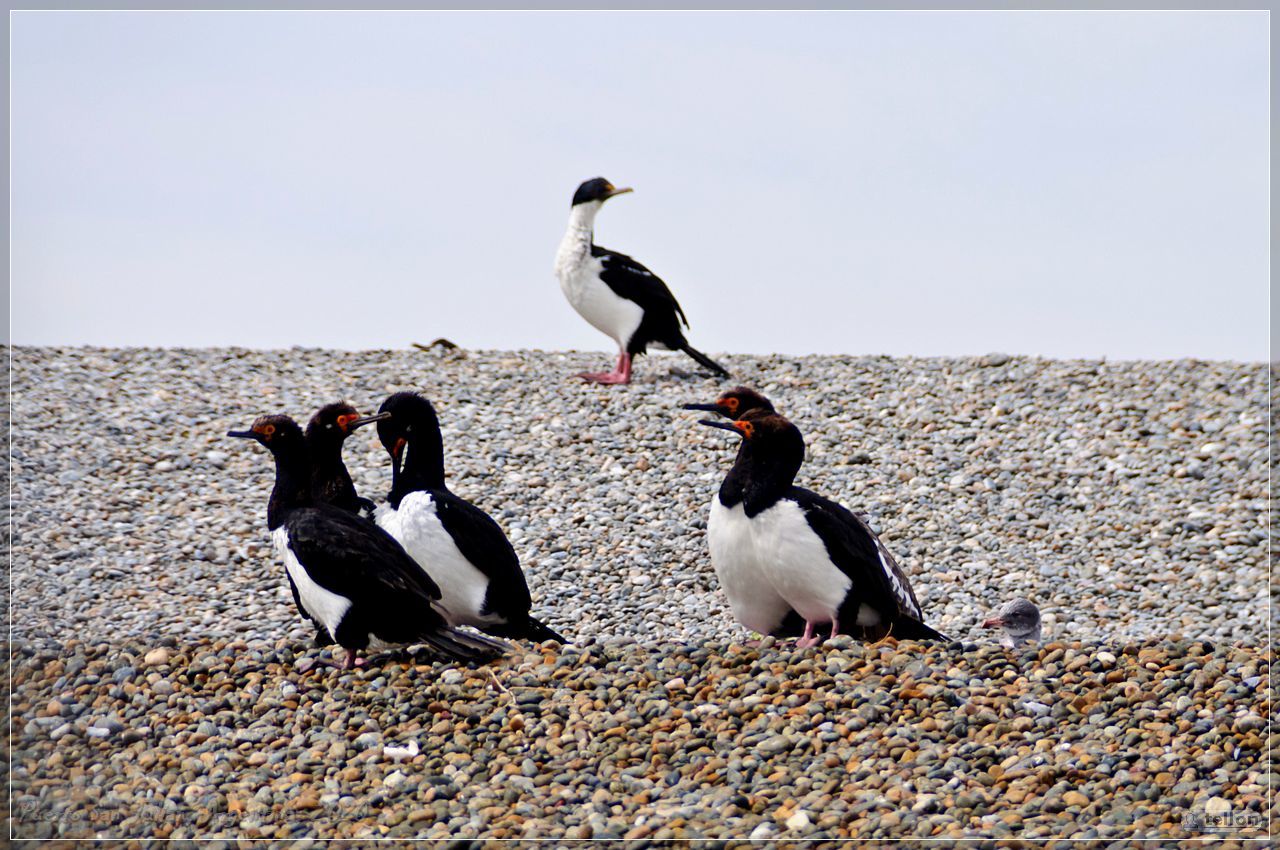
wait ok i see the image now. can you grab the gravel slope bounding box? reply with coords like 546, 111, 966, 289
8, 346, 1272, 840
11, 346, 1268, 647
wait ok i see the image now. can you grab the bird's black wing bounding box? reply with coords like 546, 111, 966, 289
283, 505, 442, 604
432, 489, 533, 617
593, 244, 689, 329
789, 487, 925, 623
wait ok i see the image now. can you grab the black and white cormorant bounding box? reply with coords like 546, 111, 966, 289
228, 414, 508, 668
373, 391, 566, 643
554, 177, 729, 385
697, 408, 947, 645
684, 387, 802, 637
305, 401, 389, 519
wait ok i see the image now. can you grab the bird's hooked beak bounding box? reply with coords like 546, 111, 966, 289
980, 616, 1004, 629
604, 185, 633, 199
226, 429, 258, 440
349, 411, 391, 431
683, 402, 724, 414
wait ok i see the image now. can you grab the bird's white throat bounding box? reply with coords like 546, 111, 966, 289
554, 201, 603, 276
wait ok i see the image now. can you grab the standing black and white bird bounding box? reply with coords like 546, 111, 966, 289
305, 402, 389, 519
982, 598, 1042, 649
554, 177, 729, 385
697, 408, 947, 646
373, 392, 566, 643
227, 414, 508, 668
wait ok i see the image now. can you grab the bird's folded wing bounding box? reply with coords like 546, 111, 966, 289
792, 488, 923, 620
593, 244, 690, 328
284, 506, 443, 604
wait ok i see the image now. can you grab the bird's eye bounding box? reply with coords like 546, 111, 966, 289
261, 424, 276, 437
723, 397, 739, 411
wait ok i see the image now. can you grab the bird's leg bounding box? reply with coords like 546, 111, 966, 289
796, 621, 819, 649
826, 617, 841, 642
577, 351, 633, 385
334, 649, 367, 670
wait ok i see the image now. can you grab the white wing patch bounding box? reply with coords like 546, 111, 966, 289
377, 492, 498, 628
273, 527, 351, 639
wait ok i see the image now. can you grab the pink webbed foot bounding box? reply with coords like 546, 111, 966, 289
576, 371, 631, 384
576, 352, 632, 385
795, 620, 821, 649
315, 649, 367, 670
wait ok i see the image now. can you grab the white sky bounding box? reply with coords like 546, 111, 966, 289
10, 11, 1270, 360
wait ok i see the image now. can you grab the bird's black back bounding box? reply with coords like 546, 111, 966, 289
592, 244, 691, 354
283, 503, 443, 606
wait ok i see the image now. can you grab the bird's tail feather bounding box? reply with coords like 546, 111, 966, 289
679, 344, 730, 377
419, 627, 509, 662
483, 615, 568, 644
521, 615, 567, 644
893, 618, 952, 643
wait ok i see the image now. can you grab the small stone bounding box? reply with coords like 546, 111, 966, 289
1063, 790, 1089, 807
144, 648, 171, 666
785, 810, 811, 830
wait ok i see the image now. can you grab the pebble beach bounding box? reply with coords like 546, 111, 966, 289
8, 345, 1274, 840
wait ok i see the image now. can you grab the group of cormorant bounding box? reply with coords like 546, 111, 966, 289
229, 177, 1039, 668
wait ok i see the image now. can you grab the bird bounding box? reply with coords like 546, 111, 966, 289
305, 401, 389, 519
554, 177, 729, 385
372, 391, 567, 643
294, 401, 391, 649
684, 388, 802, 638
683, 385, 776, 420
981, 598, 1042, 649
697, 408, 948, 646
227, 414, 508, 668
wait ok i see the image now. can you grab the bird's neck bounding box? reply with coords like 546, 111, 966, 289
390, 432, 447, 505
722, 443, 801, 517
556, 203, 600, 270
307, 442, 356, 503
267, 443, 314, 529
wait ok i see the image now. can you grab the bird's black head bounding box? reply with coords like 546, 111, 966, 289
376, 391, 441, 463
305, 402, 389, 447
571, 177, 633, 207
227, 414, 305, 452
683, 386, 776, 420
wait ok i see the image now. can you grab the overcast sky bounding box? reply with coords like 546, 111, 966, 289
10, 11, 1269, 361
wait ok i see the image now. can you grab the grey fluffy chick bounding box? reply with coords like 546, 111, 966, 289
981, 598, 1042, 649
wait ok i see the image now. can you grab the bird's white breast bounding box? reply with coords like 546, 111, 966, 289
273, 526, 351, 638
708, 498, 794, 636
753, 500, 853, 625
555, 233, 643, 348
376, 492, 497, 628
